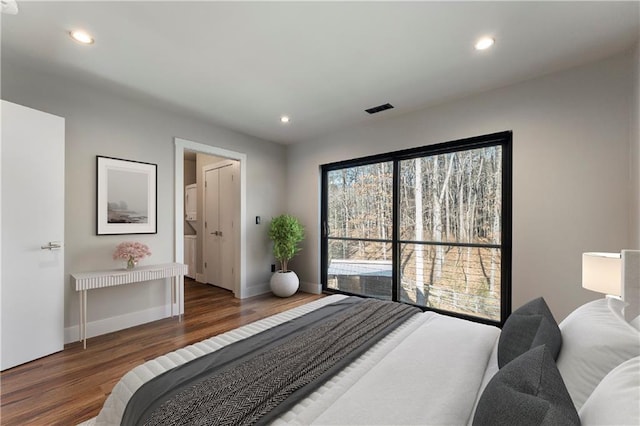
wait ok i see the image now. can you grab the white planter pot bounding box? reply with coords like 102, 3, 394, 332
270, 270, 299, 297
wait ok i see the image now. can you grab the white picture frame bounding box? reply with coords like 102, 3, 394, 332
97, 156, 157, 235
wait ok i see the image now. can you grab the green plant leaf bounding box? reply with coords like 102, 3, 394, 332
268, 214, 305, 271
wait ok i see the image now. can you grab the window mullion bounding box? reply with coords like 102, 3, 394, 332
392, 159, 400, 302
320, 167, 328, 292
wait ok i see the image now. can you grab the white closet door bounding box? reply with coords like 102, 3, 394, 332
204, 168, 221, 287
1, 100, 65, 370
218, 164, 237, 292
202, 161, 238, 292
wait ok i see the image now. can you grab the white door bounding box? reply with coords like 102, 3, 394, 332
203, 162, 238, 292
1, 100, 65, 371
218, 164, 237, 291
204, 167, 222, 287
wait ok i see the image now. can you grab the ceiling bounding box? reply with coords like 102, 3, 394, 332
1, 1, 638, 145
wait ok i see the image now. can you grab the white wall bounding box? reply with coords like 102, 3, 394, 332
631, 43, 640, 249
2, 47, 636, 337
287, 51, 637, 322
1, 62, 285, 341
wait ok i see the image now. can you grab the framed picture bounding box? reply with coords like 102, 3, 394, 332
96, 156, 157, 235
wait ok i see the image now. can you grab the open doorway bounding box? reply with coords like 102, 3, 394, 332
174, 138, 247, 316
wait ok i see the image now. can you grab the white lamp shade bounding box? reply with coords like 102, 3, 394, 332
582, 252, 622, 296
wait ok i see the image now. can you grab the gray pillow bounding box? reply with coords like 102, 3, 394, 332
498, 297, 561, 368
473, 345, 579, 426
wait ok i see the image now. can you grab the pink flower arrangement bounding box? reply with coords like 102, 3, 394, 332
113, 241, 152, 264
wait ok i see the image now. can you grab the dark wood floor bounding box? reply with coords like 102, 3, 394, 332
0, 279, 323, 425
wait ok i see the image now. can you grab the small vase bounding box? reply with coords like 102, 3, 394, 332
126, 257, 137, 270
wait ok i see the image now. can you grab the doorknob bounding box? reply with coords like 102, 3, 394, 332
41, 241, 62, 250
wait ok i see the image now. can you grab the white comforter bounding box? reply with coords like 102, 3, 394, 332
90, 295, 499, 426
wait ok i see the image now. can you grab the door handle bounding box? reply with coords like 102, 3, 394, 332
41, 241, 62, 250
323, 222, 330, 237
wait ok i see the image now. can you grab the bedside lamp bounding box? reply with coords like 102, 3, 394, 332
582, 252, 622, 298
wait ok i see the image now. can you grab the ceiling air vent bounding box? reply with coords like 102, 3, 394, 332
365, 103, 394, 115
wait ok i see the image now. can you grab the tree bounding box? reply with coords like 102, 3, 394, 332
414, 158, 425, 304
431, 154, 455, 282
325, 143, 503, 321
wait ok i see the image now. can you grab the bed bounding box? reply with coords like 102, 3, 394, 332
85, 253, 640, 426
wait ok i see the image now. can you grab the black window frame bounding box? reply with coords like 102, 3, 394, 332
321, 131, 512, 326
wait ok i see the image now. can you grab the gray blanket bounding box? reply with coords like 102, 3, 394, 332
122, 296, 420, 426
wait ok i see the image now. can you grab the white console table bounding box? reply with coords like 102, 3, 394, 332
71, 263, 188, 349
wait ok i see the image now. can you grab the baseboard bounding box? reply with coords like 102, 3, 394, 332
64, 303, 177, 344
242, 282, 271, 298
299, 281, 322, 294
63, 281, 322, 344
196, 273, 206, 283
241, 281, 320, 299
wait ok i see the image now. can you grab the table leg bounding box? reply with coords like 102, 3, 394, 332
78, 291, 83, 343
178, 275, 183, 322
82, 290, 87, 350
170, 276, 175, 318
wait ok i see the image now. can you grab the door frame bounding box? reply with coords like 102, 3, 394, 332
174, 138, 247, 302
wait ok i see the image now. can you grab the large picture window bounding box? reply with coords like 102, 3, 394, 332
321, 131, 512, 325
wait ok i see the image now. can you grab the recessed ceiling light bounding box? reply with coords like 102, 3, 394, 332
1, 0, 19, 15
70, 30, 94, 45
474, 36, 494, 51
280, 115, 290, 124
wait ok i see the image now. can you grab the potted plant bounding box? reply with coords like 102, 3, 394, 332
268, 214, 305, 297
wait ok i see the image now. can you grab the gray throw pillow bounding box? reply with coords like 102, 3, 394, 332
498, 297, 561, 368
473, 345, 579, 426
